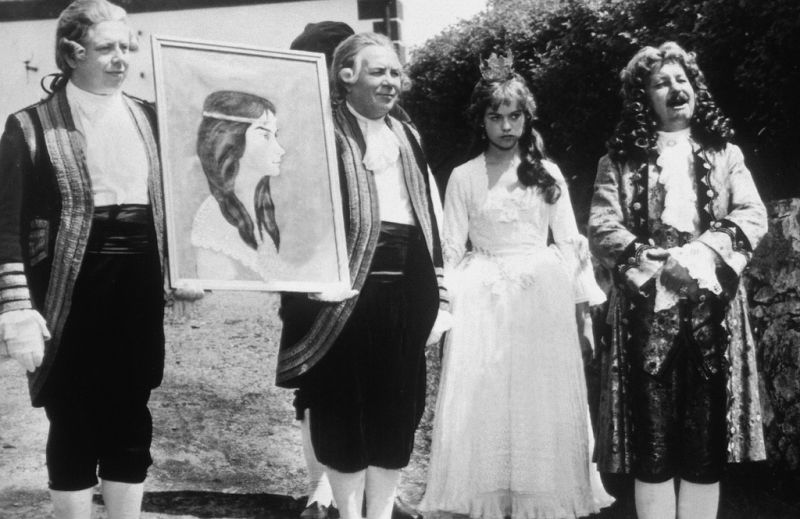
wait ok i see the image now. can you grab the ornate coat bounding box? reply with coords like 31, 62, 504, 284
0, 88, 165, 406
275, 103, 448, 387
588, 141, 768, 472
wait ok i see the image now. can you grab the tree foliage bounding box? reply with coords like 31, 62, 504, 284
405, 0, 800, 216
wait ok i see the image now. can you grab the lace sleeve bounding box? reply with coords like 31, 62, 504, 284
547, 162, 606, 305
442, 166, 470, 271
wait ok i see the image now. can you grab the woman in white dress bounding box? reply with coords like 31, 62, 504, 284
191, 90, 286, 281
419, 58, 612, 519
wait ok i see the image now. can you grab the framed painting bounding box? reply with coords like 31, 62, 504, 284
151, 35, 349, 292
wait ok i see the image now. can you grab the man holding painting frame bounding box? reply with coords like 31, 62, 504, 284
277, 32, 451, 519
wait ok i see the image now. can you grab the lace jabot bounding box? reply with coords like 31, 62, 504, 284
656, 129, 698, 235
346, 102, 400, 172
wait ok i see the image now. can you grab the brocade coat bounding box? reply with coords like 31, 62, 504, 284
0, 88, 165, 406
588, 140, 768, 473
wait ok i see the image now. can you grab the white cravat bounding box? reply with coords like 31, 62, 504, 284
655, 128, 698, 235
653, 129, 722, 311
347, 103, 415, 225
66, 81, 149, 206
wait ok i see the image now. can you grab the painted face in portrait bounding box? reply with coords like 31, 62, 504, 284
483, 101, 525, 151
68, 20, 133, 94
239, 110, 285, 181
345, 45, 402, 119
647, 61, 696, 132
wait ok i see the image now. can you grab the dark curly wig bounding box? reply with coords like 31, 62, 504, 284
607, 41, 734, 163
467, 72, 560, 204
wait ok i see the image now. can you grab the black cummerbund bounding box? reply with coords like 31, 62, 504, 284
86, 204, 155, 254
369, 221, 421, 276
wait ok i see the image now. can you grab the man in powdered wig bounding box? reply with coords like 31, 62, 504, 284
277, 32, 451, 519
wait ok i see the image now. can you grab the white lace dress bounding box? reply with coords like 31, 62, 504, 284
419, 155, 612, 519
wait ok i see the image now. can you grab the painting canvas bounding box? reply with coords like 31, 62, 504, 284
151, 35, 349, 292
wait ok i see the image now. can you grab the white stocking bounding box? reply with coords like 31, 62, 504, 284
677, 480, 719, 519
327, 467, 366, 519
50, 488, 93, 519
365, 466, 400, 519
635, 479, 676, 519
302, 410, 334, 507
101, 480, 144, 519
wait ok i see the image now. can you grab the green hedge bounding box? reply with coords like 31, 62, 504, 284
405, 0, 800, 217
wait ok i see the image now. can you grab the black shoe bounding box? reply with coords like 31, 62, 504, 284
392, 497, 422, 519
301, 502, 330, 519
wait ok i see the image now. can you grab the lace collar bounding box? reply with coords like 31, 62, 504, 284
190, 196, 284, 281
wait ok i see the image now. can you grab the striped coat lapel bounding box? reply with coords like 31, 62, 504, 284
275, 104, 381, 383
30, 89, 94, 398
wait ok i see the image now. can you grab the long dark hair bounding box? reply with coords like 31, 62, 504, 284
467, 72, 560, 204
607, 41, 734, 163
196, 90, 280, 251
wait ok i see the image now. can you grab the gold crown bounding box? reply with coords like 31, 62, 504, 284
479, 51, 515, 81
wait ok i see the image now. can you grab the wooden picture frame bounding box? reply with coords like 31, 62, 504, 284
151, 35, 349, 292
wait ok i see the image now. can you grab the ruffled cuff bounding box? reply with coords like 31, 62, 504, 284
671, 241, 723, 295
576, 262, 608, 306
653, 242, 723, 312
695, 219, 752, 276
558, 235, 607, 305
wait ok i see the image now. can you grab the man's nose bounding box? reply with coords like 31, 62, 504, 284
383, 74, 399, 86
112, 46, 127, 61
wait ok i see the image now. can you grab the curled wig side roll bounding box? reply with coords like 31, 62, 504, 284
330, 32, 410, 104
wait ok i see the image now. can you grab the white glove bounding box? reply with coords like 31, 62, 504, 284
173, 279, 205, 301
309, 283, 359, 302
0, 309, 49, 372
426, 309, 453, 347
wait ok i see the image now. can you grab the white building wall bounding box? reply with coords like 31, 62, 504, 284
0, 0, 373, 122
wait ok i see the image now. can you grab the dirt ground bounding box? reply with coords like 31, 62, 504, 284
0, 291, 438, 519
2, 292, 799, 518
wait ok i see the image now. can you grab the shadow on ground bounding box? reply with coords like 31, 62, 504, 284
141, 491, 304, 519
